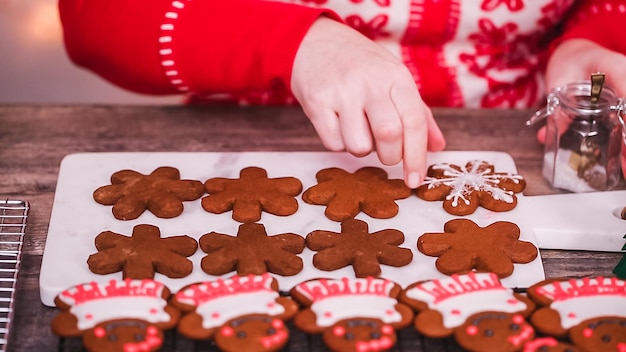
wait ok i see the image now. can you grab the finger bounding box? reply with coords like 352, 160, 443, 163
389, 85, 429, 189
302, 104, 345, 151
536, 126, 547, 144
425, 108, 446, 151
337, 103, 374, 158
364, 97, 403, 166
600, 55, 626, 98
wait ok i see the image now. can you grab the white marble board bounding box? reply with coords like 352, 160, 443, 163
40, 151, 549, 306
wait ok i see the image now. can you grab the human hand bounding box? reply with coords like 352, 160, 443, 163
542, 39, 626, 177
290, 17, 446, 188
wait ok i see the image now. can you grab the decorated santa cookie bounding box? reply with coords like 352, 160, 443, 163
523, 337, 582, 352
50, 278, 180, 352
400, 272, 536, 352
290, 277, 413, 352
527, 276, 626, 352
170, 273, 298, 352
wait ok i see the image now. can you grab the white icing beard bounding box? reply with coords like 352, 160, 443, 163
195, 291, 284, 329
311, 295, 401, 327
552, 296, 626, 329
70, 297, 170, 330
407, 290, 526, 329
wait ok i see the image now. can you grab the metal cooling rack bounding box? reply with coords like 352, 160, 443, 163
0, 200, 29, 352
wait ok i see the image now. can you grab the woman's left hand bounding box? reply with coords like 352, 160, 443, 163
542, 39, 626, 177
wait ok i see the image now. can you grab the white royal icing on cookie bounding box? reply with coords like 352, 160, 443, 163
295, 277, 402, 327
422, 160, 523, 207
404, 272, 527, 329
534, 277, 626, 329
175, 274, 285, 329
59, 279, 170, 330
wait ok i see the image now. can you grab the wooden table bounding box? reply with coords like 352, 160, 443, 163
1, 105, 624, 351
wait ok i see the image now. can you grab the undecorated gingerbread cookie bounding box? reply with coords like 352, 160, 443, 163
202, 166, 303, 223
306, 218, 413, 277
51, 279, 180, 352
87, 224, 198, 279
417, 218, 538, 278
199, 222, 305, 276
93, 166, 205, 220
290, 277, 414, 352
171, 274, 298, 352
415, 160, 526, 215
302, 167, 411, 221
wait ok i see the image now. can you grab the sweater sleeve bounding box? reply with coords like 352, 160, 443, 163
58, 0, 340, 96
555, 0, 626, 55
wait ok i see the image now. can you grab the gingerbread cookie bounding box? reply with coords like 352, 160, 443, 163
455, 312, 535, 352
171, 274, 298, 352
417, 218, 538, 278
415, 160, 526, 215
93, 166, 205, 220
306, 218, 413, 277
51, 279, 180, 352
302, 167, 411, 221
87, 224, 198, 279
202, 166, 302, 223
290, 277, 414, 352
569, 317, 626, 352
523, 337, 582, 352
199, 222, 305, 276
400, 272, 535, 348
527, 276, 626, 341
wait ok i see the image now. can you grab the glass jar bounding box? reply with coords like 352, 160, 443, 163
529, 82, 625, 192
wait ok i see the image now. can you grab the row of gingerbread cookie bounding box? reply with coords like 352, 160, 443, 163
87, 218, 537, 281
51, 273, 625, 352
93, 161, 526, 221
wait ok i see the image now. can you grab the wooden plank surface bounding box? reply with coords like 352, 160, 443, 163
1, 105, 624, 351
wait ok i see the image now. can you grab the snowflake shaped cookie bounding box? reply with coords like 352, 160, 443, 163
415, 160, 526, 215
87, 224, 198, 279
306, 218, 413, 277
417, 218, 538, 278
201, 166, 303, 223
93, 166, 205, 220
302, 167, 412, 221
199, 222, 305, 276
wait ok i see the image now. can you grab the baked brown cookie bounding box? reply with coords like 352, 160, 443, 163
202, 166, 303, 223
290, 277, 414, 352
306, 218, 413, 277
415, 160, 526, 215
199, 222, 305, 276
399, 272, 535, 340
302, 167, 411, 221
172, 274, 299, 352
455, 312, 535, 352
527, 277, 626, 340
569, 317, 626, 352
523, 338, 582, 352
51, 279, 180, 352
93, 166, 205, 220
417, 218, 538, 278
87, 224, 198, 279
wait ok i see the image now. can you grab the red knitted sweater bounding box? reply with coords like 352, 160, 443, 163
58, 0, 626, 107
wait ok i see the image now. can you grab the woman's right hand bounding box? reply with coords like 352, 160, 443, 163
290, 17, 446, 189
